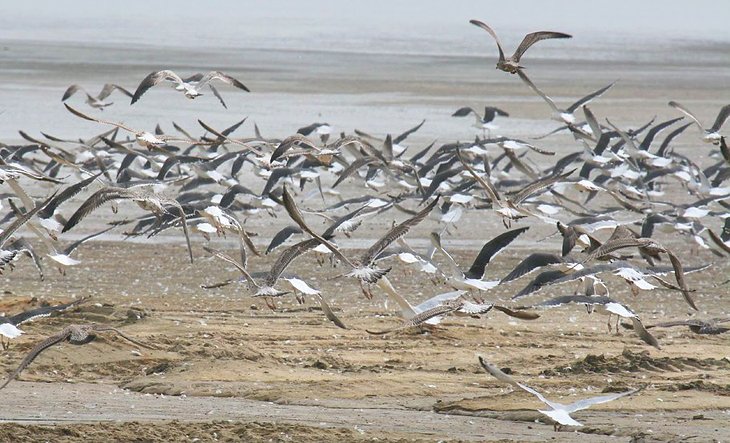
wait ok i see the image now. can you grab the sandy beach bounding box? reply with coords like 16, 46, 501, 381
1, 3, 730, 441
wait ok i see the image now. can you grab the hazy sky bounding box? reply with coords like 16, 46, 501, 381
2, 0, 729, 51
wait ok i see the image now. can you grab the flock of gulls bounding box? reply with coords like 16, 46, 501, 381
1, 18, 729, 431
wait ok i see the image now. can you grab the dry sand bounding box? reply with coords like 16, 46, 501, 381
1, 231, 728, 442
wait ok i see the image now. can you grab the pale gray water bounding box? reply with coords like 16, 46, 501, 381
0, 1, 728, 146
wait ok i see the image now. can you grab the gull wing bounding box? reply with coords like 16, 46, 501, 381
97, 83, 133, 100
359, 196, 439, 266
517, 70, 560, 114
469, 20, 506, 62
282, 186, 357, 268
203, 246, 258, 288
0, 327, 72, 390
464, 227, 529, 280
668, 101, 704, 132
61, 187, 135, 233
197, 71, 250, 92
512, 31, 572, 62
566, 81, 616, 113
564, 389, 639, 413
710, 104, 730, 133
64, 104, 137, 134
131, 70, 185, 104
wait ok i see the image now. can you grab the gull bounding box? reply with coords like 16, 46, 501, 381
203, 245, 342, 323
36, 172, 103, 239
469, 20, 571, 74
500, 252, 568, 284
7, 199, 114, 274
577, 236, 694, 310
478, 356, 639, 430
65, 104, 207, 149
458, 148, 575, 225
0, 323, 154, 390
429, 227, 529, 292
61, 84, 133, 110
283, 186, 439, 298
452, 106, 509, 137
297, 122, 332, 144
668, 101, 730, 144
61, 185, 193, 263
131, 70, 249, 107
645, 318, 730, 335
366, 297, 493, 335
518, 70, 615, 126
204, 244, 295, 309
527, 294, 660, 348
511, 259, 708, 303
0, 193, 56, 274
0, 298, 88, 349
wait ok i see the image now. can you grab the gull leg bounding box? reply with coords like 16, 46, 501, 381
607, 313, 612, 333
265, 297, 277, 311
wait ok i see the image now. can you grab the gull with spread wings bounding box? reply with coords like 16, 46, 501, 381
61, 83, 133, 110
469, 19, 571, 74
65, 103, 207, 149
478, 356, 640, 430
131, 70, 249, 107
283, 186, 439, 298
0, 323, 154, 390
668, 101, 730, 144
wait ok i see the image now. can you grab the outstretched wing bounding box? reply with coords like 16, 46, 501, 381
366, 301, 458, 335
360, 196, 439, 265
203, 246, 259, 288
469, 20, 506, 62
0, 192, 58, 248
91, 325, 157, 350
282, 186, 357, 269
131, 70, 185, 104
64, 104, 136, 133
464, 227, 529, 280
517, 70, 560, 114
451, 107, 479, 118
668, 101, 704, 132
710, 104, 730, 133
512, 31, 572, 62
0, 328, 71, 390
61, 84, 84, 101
565, 389, 639, 413
62, 187, 134, 233
97, 83, 134, 100
566, 81, 616, 113
197, 71, 250, 92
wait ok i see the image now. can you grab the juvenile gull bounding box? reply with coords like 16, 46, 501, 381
0, 323, 154, 390
469, 20, 571, 74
